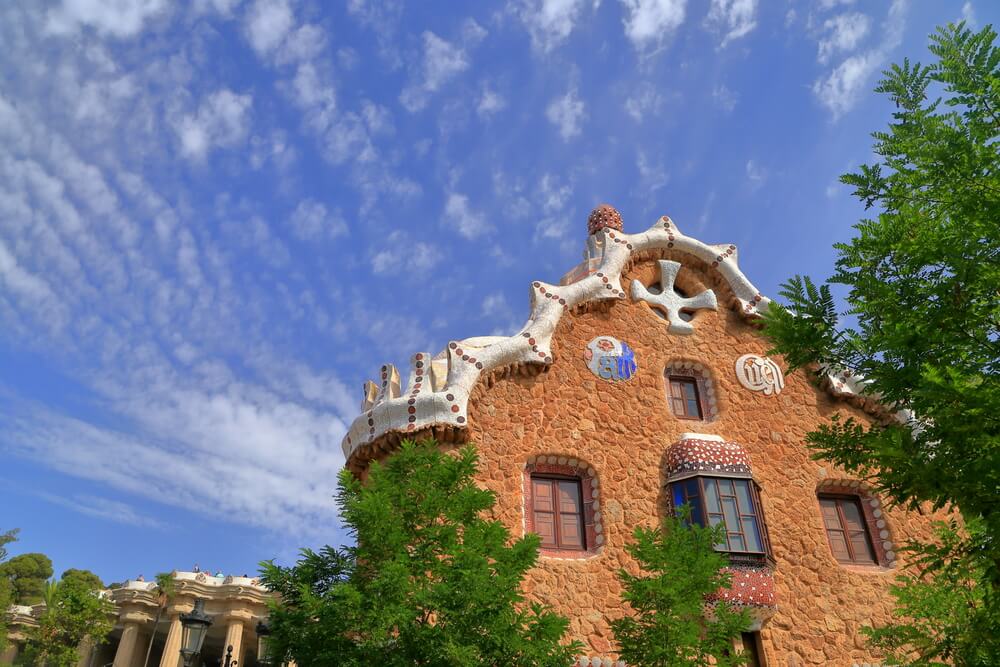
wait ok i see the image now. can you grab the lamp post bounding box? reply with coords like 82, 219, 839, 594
255, 620, 272, 666
179, 599, 212, 667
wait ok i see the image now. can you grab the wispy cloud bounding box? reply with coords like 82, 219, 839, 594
813, 0, 908, 120
706, 0, 757, 47
620, 0, 687, 53
546, 85, 586, 140
516, 0, 593, 52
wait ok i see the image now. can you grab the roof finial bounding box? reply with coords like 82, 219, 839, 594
587, 203, 623, 236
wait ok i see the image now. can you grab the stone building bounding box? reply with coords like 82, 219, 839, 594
3, 571, 274, 666
340, 206, 942, 666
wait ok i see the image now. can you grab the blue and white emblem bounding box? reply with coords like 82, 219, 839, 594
584, 336, 637, 382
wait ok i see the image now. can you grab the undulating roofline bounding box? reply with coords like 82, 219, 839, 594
341, 210, 880, 469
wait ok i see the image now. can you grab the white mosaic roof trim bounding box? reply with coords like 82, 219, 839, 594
341, 215, 874, 463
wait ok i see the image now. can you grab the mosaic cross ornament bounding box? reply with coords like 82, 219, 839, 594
630, 260, 718, 334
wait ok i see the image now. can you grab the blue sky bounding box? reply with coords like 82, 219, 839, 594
0, 0, 991, 585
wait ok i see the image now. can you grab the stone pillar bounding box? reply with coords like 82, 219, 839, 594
75, 635, 94, 667
158, 613, 185, 667
113, 622, 141, 667
223, 618, 245, 665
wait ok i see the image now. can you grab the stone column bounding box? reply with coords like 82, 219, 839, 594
75, 635, 94, 667
158, 611, 186, 667
113, 622, 141, 667
223, 618, 245, 665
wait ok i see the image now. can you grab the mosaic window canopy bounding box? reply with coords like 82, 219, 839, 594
631, 259, 718, 335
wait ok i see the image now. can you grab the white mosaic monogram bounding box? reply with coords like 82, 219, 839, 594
735, 354, 785, 396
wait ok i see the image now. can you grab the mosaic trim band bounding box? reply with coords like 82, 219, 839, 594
342, 215, 889, 466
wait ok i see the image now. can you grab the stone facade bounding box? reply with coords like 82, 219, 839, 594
3, 572, 276, 667
343, 208, 944, 666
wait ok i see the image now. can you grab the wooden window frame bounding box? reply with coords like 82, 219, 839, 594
530, 474, 587, 552
671, 476, 774, 564
668, 375, 704, 420
818, 493, 878, 565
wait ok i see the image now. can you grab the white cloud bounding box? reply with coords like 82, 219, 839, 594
813, 51, 882, 119
817, 0, 856, 8
34, 491, 165, 528
637, 150, 669, 194
546, 86, 586, 140
361, 100, 394, 135
45, 0, 168, 38
288, 199, 349, 241
371, 231, 443, 274
813, 0, 908, 120
517, 0, 592, 52
400, 31, 473, 112
443, 193, 493, 239
706, 0, 757, 47
620, 0, 686, 52
961, 2, 976, 28
817, 12, 871, 64
245, 0, 294, 56
712, 83, 737, 111
624, 83, 664, 122
746, 159, 767, 189
175, 89, 253, 160
477, 87, 506, 118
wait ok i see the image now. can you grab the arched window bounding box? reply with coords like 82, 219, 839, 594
664, 361, 719, 421
816, 480, 896, 568
524, 456, 602, 558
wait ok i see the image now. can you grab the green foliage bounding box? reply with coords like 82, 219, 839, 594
761, 21, 1000, 665
611, 510, 750, 667
42, 578, 60, 608
0, 528, 17, 654
260, 439, 582, 666
17, 577, 115, 667
0, 553, 54, 604
864, 521, 1000, 667
0, 529, 18, 563
59, 569, 104, 593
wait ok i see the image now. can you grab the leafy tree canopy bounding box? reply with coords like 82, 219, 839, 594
60, 569, 104, 592
17, 577, 115, 667
260, 439, 582, 666
762, 21, 1000, 666
0, 528, 17, 653
0, 529, 18, 563
0, 552, 54, 605
612, 510, 750, 667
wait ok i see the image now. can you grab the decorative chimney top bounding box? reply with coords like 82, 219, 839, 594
587, 204, 623, 236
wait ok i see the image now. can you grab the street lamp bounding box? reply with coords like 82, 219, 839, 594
179, 599, 212, 667
255, 620, 272, 666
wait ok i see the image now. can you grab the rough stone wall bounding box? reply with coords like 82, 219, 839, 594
454, 258, 944, 666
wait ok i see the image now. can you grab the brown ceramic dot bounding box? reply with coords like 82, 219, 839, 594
451, 405, 460, 413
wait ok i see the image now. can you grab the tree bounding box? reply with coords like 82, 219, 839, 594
260, 439, 582, 666
0, 529, 18, 563
0, 528, 18, 654
611, 510, 750, 667
141, 573, 176, 667
0, 553, 54, 605
59, 569, 104, 592
17, 577, 115, 667
761, 21, 1000, 666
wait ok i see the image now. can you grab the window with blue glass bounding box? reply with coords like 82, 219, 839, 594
671, 477, 772, 559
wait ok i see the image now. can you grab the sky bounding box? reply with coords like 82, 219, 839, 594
0, 0, 992, 586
